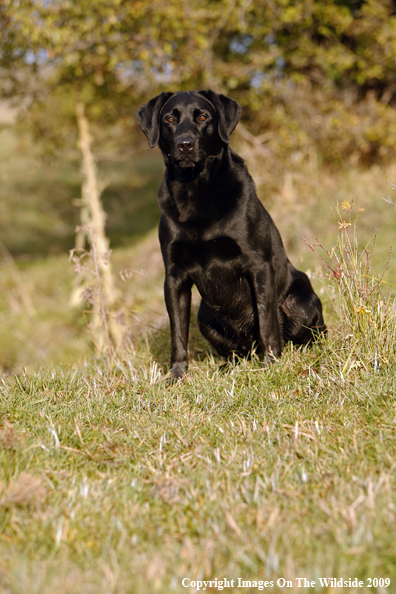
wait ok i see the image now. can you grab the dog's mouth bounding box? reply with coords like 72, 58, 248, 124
173, 156, 200, 169
170, 148, 203, 169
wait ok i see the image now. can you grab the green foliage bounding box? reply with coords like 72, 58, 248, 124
0, 0, 34, 99
3, 0, 396, 166
224, 0, 396, 165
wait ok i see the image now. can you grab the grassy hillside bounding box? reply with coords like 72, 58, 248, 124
1, 125, 396, 373
0, 126, 396, 593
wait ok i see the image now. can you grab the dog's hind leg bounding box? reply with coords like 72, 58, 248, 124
197, 300, 253, 358
280, 264, 326, 346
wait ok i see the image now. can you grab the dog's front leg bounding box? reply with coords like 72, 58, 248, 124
164, 274, 192, 381
249, 266, 283, 365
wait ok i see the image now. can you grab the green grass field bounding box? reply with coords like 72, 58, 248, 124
1, 344, 395, 593
1, 126, 396, 593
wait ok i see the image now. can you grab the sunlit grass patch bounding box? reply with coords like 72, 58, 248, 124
0, 345, 395, 592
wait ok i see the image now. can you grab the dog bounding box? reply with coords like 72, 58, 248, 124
136, 90, 326, 380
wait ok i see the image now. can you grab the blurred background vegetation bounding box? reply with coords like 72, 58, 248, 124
1, 0, 396, 373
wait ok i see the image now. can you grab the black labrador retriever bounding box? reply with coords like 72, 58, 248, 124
136, 90, 326, 380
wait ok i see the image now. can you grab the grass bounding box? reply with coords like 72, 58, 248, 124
1, 125, 396, 592
1, 211, 396, 593
0, 343, 395, 593
0, 252, 91, 372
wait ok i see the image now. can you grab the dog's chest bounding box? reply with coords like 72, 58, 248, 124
170, 236, 253, 313
171, 236, 241, 269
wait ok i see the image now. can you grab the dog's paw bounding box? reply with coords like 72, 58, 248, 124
262, 348, 279, 368
262, 358, 275, 369
167, 362, 187, 384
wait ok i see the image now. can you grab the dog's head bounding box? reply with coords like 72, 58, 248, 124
135, 90, 242, 169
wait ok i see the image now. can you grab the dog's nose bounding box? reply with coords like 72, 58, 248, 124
176, 138, 196, 153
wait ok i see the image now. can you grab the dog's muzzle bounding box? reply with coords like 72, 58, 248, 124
173, 135, 199, 167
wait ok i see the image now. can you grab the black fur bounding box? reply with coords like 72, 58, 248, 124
136, 90, 326, 380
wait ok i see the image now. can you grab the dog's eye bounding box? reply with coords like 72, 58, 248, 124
199, 114, 207, 121
166, 116, 175, 123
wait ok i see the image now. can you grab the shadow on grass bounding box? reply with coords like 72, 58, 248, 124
142, 304, 329, 383
142, 306, 220, 374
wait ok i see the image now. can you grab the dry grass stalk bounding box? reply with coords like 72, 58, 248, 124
72, 99, 123, 356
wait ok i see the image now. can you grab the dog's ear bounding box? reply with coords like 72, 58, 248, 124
198, 90, 242, 143
136, 92, 174, 148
